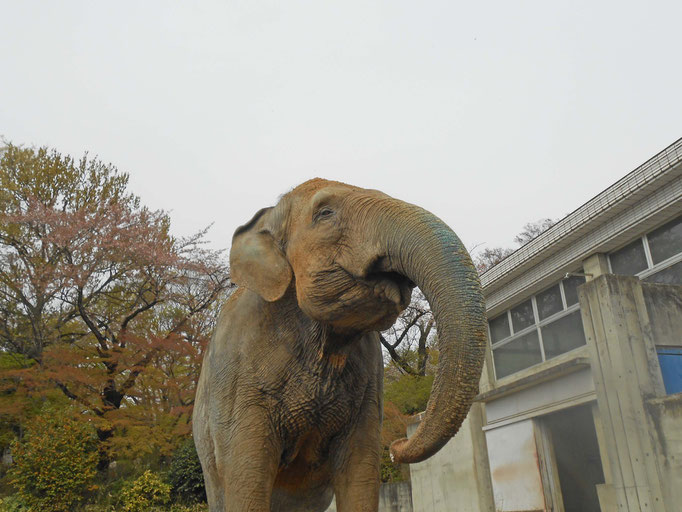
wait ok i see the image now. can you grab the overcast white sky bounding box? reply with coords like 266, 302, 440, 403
2, 1, 681, 255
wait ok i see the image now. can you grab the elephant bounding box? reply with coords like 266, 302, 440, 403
192, 178, 486, 512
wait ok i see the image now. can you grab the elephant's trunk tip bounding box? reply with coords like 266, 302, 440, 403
389, 436, 434, 464
389, 438, 408, 464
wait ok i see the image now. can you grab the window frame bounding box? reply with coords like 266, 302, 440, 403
489, 275, 586, 381
608, 216, 682, 282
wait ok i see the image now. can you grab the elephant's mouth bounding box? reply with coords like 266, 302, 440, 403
301, 261, 415, 332
362, 270, 414, 310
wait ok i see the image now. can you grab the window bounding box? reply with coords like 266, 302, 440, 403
541, 311, 586, 359
645, 260, 682, 285
563, 275, 586, 306
511, 300, 534, 331
536, 284, 562, 320
657, 347, 682, 395
489, 313, 510, 343
489, 273, 587, 380
609, 215, 682, 285
648, 216, 682, 264
493, 331, 542, 379
610, 239, 648, 275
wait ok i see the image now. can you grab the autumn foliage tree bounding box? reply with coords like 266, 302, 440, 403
514, 218, 556, 246
0, 142, 231, 464
473, 217, 558, 273
473, 246, 515, 273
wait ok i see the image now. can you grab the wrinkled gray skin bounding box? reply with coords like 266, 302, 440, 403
193, 179, 486, 512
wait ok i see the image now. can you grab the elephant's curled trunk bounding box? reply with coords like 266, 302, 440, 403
370, 199, 487, 464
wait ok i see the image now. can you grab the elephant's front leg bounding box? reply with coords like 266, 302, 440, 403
332, 401, 382, 512
214, 410, 281, 512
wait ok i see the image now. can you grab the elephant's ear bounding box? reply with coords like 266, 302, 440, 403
230, 207, 293, 302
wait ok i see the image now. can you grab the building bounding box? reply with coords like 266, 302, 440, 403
408, 138, 682, 512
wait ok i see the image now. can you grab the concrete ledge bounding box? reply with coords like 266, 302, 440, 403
475, 357, 591, 403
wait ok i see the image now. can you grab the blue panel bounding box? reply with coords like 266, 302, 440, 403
657, 347, 682, 395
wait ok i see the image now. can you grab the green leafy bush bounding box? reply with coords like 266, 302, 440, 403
80, 504, 208, 512
169, 504, 208, 512
119, 470, 171, 512
384, 373, 434, 415
380, 446, 403, 483
8, 409, 98, 511
168, 437, 206, 504
0, 495, 28, 512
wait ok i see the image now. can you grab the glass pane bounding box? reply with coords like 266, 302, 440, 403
648, 216, 682, 264
489, 313, 510, 343
493, 330, 542, 379
657, 347, 682, 395
644, 260, 682, 286
563, 274, 586, 306
541, 311, 587, 359
511, 300, 535, 332
610, 239, 648, 275
537, 284, 563, 320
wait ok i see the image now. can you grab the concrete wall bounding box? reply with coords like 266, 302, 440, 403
378, 482, 413, 512
407, 403, 493, 512
640, 282, 682, 348
325, 481, 412, 512
579, 275, 682, 512
645, 394, 682, 510
641, 282, 682, 511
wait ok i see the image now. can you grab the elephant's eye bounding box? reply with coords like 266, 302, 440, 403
313, 207, 335, 222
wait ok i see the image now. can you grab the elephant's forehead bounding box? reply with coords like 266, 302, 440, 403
287, 178, 388, 203
289, 178, 358, 197
280, 178, 393, 228
283, 178, 363, 219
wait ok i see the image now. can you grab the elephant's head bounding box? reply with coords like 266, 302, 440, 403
229, 178, 486, 464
